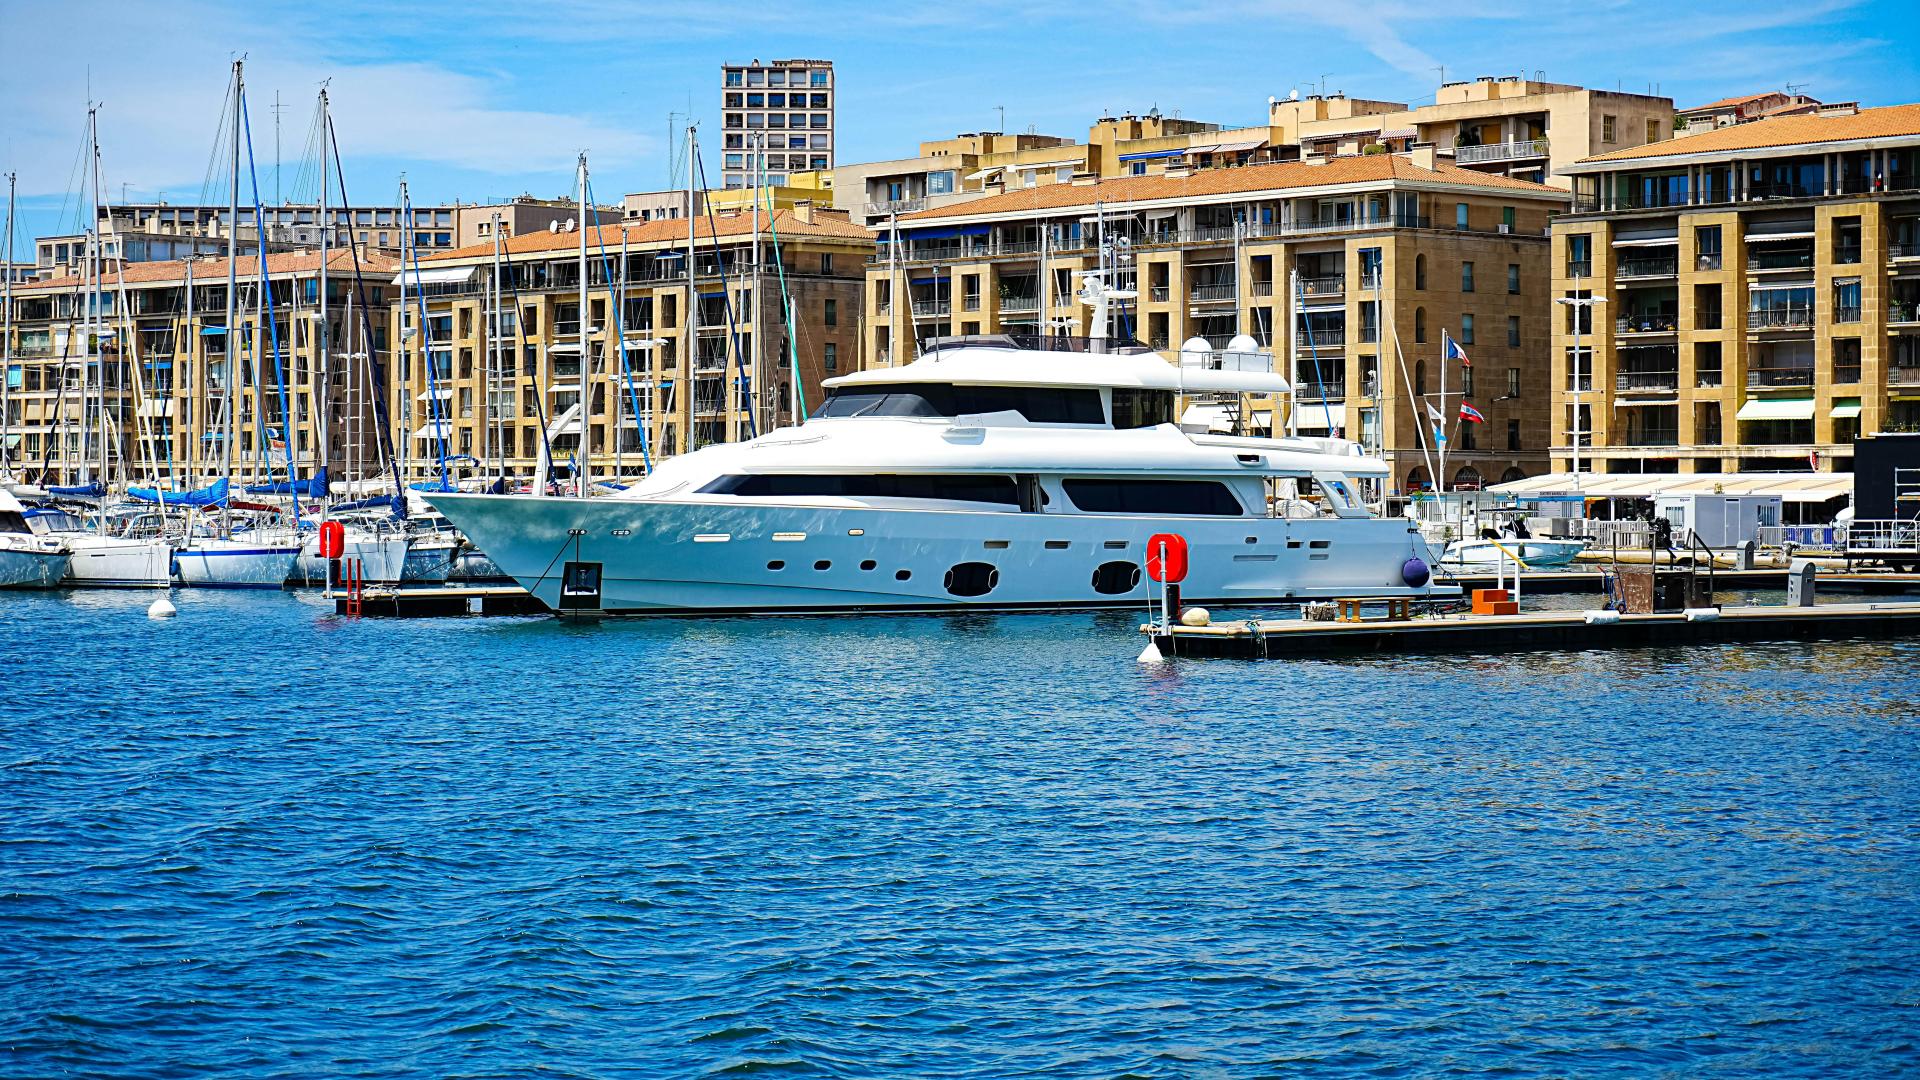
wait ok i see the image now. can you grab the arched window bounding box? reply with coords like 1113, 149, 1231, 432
1414, 307, 1427, 344
1414, 359, 1427, 396
1500, 466, 1527, 484
1405, 466, 1430, 493
1453, 466, 1483, 491
1414, 254, 1427, 290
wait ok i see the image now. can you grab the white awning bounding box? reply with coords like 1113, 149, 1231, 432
416, 388, 452, 402
1831, 400, 1862, 419
411, 422, 452, 440
1290, 403, 1344, 431
1015, 158, 1081, 171
1736, 397, 1815, 421
1206, 138, 1267, 154
1182, 144, 1220, 156
1611, 235, 1679, 247
1615, 398, 1680, 407
965, 166, 1004, 181
1489, 470, 1850, 503
1379, 127, 1418, 141
1743, 231, 1815, 243
394, 265, 480, 287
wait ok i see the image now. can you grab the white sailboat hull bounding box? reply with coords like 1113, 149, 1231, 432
401, 540, 457, 583
1442, 538, 1588, 569
294, 532, 413, 585
0, 543, 72, 589
429, 493, 1446, 615
62, 535, 175, 588
174, 539, 300, 589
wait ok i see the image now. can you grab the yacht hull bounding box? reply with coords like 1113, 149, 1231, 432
1442, 538, 1588, 569
62, 536, 175, 589
429, 493, 1447, 616
401, 540, 457, 583
175, 540, 300, 589
0, 546, 72, 589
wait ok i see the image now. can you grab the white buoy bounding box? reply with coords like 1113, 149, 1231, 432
1179, 606, 1211, 627
148, 592, 177, 619
1137, 639, 1165, 664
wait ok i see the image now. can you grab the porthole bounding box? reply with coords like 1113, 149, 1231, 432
984, 540, 1010, 549
1044, 540, 1070, 550
1244, 536, 1258, 545
1103, 540, 1128, 550
767, 560, 785, 571
814, 560, 832, 570
860, 559, 877, 571
943, 561, 998, 597
1091, 560, 1142, 595
895, 569, 912, 581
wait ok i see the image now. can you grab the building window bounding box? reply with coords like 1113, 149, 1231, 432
1461, 364, 1474, 396
1461, 261, 1475, 292
726, 69, 743, 87
1460, 314, 1475, 345
1507, 419, 1521, 451
1506, 367, 1520, 398
1414, 307, 1427, 344
1414, 359, 1426, 396
824, 342, 837, 372
824, 298, 837, 326
1130, 161, 1147, 176
1603, 115, 1617, 143
927, 171, 955, 195
1507, 263, 1521, 294
821, 253, 834, 274
1502, 205, 1516, 230
1507, 315, 1521, 347
812, 70, 829, 87
1647, 118, 1661, 144
1414, 254, 1427, 290
1834, 278, 1862, 322
1455, 203, 1469, 230
1695, 225, 1722, 270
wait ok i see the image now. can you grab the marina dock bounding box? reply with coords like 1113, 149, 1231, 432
1145, 601, 1920, 659
334, 584, 547, 618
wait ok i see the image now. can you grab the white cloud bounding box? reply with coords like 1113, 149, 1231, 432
0, 0, 650, 201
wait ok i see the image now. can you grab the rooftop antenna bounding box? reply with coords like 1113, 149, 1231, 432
1433, 64, 1446, 87
995, 104, 1005, 132
272, 90, 288, 205
1319, 73, 1332, 97
1786, 81, 1809, 97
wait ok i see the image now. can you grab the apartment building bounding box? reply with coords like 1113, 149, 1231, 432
720, 59, 835, 189
3, 250, 396, 487
864, 151, 1569, 494
1678, 91, 1826, 133
1272, 77, 1676, 189
387, 205, 870, 487
1550, 102, 1920, 478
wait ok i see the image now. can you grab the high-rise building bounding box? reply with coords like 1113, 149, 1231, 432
1550, 102, 1920, 479
720, 59, 835, 190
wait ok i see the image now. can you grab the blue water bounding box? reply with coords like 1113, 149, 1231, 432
3, 590, 1918, 1078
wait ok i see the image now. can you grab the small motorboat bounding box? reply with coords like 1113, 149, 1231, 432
1443, 536, 1589, 568
0, 490, 72, 589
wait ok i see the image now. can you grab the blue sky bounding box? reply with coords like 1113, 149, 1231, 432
3, 0, 1917, 253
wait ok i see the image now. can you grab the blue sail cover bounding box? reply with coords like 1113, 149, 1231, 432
128, 478, 231, 508
246, 467, 329, 498
329, 494, 406, 517
48, 482, 107, 499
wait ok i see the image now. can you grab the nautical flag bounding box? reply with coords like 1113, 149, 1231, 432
1434, 425, 1448, 445
1459, 402, 1486, 424
1426, 401, 1445, 424
1444, 333, 1471, 367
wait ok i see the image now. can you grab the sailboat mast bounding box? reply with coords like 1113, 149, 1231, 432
685, 126, 698, 455
615, 228, 627, 481
316, 87, 330, 490
224, 60, 241, 481
576, 151, 590, 500
88, 103, 106, 496
398, 178, 409, 488
3, 172, 12, 476
490, 214, 502, 490
185, 257, 196, 486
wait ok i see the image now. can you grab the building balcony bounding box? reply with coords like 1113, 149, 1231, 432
1617, 313, 1679, 334
1892, 301, 1920, 325
1748, 307, 1814, 330
911, 299, 951, 317
1453, 137, 1550, 165
1299, 274, 1344, 298
962, 296, 981, 311
865, 197, 926, 217
1189, 282, 1238, 303
1892, 241, 1920, 259
1620, 428, 1681, 447
1252, 280, 1275, 297
1615, 257, 1678, 280
1747, 364, 1815, 388
998, 295, 1039, 313
1892, 365, 1920, 387
1616, 370, 1680, 392
1295, 379, 1347, 402
1567, 259, 1592, 278
1747, 250, 1814, 272
1696, 309, 1724, 330
1297, 328, 1346, 348
1835, 365, 1862, 384
1835, 245, 1863, 265
1149, 286, 1171, 302
1835, 305, 1863, 324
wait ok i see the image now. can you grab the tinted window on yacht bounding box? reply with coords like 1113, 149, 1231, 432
1062, 479, 1244, 516
1110, 388, 1174, 429
0, 511, 30, 534
699, 473, 1020, 505
813, 383, 1104, 424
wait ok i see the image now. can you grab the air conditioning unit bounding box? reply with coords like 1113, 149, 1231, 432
1497, 224, 1513, 234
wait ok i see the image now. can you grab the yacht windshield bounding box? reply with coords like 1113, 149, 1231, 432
814, 383, 1104, 424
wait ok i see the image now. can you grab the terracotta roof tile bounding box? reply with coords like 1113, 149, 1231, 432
1683, 91, 1779, 114
898, 155, 1561, 222
1583, 102, 1920, 163
17, 249, 398, 293
423, 208, 870, 262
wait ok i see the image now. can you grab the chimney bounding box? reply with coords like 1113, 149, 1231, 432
792, 200, 815, 225
1410, 144, 1437, 170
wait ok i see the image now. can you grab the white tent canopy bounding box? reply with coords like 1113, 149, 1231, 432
1489, 471, 1851, 504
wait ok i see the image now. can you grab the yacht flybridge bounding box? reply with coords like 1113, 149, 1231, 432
428, 333, 1450, 616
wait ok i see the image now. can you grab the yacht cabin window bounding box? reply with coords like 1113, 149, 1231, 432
1110, 388, 1175, 429
812, 383, 1104, 424
698, 473, 1020, 505
1062, 479, 1245, 516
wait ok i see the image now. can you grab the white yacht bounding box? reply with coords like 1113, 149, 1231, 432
428, 335, 1448, 616
0, 490, 72, 589
36, 505, 177, 589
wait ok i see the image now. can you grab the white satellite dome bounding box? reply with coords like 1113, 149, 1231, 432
1225, 333, 1260, 354
1179, 336, 1213, 356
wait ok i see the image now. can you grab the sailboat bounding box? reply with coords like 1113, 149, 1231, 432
0, 489, 70, 588
49, 103, 178, 588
